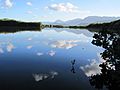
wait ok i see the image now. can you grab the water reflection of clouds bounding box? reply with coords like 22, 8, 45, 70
36, 50, 56, 57
33, 71, 58, 82
47, 50, 56, 56
53, 28, 93, 37
27, 37, 32, 41
77, 33, 92, 41
50, 71, 58, 78
7, 43, 15, 52
27, 45, 33, 49
37, 52, 44, 56
50, 40, 80, 49
80, 54, 104, 77
33, 74, 49, 82
0, 48, 4, 54
80, 59, 101, 77
0, 42, 15, 54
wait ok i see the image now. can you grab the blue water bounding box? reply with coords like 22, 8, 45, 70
0, 28, 105, 90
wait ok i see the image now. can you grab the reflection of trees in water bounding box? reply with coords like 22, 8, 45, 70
0, 27, 42, 34
71, 60, 76, 74
90, 30, 120, 90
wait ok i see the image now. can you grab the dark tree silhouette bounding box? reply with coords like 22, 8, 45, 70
0, 19, 42, 33
89, 30, 120, 90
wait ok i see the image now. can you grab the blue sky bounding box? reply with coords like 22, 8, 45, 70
0, 0, 120, 22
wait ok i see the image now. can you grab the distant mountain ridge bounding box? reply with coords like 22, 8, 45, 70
43, 16, 120, 26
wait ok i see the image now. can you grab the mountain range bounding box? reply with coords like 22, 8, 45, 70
43, 16, 120, 26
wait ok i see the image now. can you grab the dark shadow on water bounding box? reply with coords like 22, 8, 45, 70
70, 59, 76, 74
89, 30, 120, 90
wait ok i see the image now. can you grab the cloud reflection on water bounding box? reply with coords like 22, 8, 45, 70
50, 40, 80, 49
7, 43, 15, 52
0, 48, 4, 54
33, 74, 49, 82
47, 50, 56, 56
36, 50, 56, 57
80, 59, 101, 77
27, 37, 32, 41
0, 42, 15, 54
27, 45, 33, 49
80, 54, 104, 77
33, 71, 58, 82
37, 52, 44, 56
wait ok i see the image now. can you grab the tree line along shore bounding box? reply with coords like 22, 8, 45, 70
0, 18, 120, 33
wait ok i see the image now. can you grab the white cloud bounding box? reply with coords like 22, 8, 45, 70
46, 3, 80, 13
50, 40, 80, 49
47, 50, 56, 56
27, 2, 32, 6
4, 0, 13, 8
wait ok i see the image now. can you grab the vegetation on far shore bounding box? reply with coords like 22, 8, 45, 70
44, 19, 120, 31
0, 18, 120, 33
0, 18, 43, 32
86, 19, 120, 30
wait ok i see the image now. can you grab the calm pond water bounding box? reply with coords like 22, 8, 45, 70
0, 28, 107, 90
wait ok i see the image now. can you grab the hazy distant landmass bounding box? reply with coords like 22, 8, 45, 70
43, 16, 120, 26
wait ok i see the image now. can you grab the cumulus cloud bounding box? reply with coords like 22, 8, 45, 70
4, 0, 13, 8
46, 2, 80, 13
50, 40, 80, 49
26, 2, 32, 6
